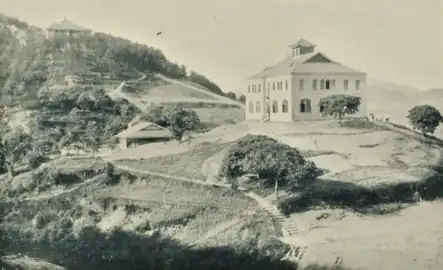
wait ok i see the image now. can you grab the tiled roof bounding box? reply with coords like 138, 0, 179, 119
248, 52, 364, 79
289, 38, 316, 48
115, 121, 172, 139
47, 18, 90, 31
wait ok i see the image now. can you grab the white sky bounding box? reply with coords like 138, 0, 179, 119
2, 0, 442, 92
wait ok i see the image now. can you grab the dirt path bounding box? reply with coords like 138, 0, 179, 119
155, 73, 244, 107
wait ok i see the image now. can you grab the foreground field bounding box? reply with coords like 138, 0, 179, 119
1, 157, 283, 256
108, 119, 443, 269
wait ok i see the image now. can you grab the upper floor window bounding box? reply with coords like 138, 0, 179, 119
299, 79, 304, 90
256, 101, 261, 113
320, 79, 325, 90
248, 102, 254, 113
282, 99, 288, 113
325, 79, 331, 90
258, 84, 261, 92
272, 100, 278, 113
268, 82, 270, 92
313, 80, 317, 90
278, 82, 282, 90
355, 80, 360, 90
344, 80, 349, 90
285, 80, 288, 90
273, 82, 276, 91
331, 80, 336, 89
248, 85, 250, 93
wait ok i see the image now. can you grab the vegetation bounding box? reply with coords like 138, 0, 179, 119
218, 135, 322, 193
238, 94, 246, 104
116, 142, 230, 179
0, 13, 227, 104
318, 95, 361, 124
407, 105, 443, 136
141, 104, 201, 141
33, 86, 139, 152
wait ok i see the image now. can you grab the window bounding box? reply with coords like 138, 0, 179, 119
248, 85, 250, 93
319, 104, 325, 113
249, 102, 254, 113
258, 84, 261, 92
285, 80, 288, 90
320, 79, 325, 90
331, 80, 336, 89
300, 99, 312, 113
273, 82, 276, 90
299, 79, 304, 90
355, 80, 360, 90
344, 80, 349, 90
313, 80, 317, 90
325, 80, 331, 90
272, 100, 278, 113
282, 99, 288, 113
268, 82, 270, 92
277, 82, 281, 90
256, 101, 261, 113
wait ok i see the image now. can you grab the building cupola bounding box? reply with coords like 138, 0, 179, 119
289, 38, 316, 57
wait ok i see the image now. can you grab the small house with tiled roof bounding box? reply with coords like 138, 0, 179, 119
46, 17, 92, 39
246, 39, 367, 121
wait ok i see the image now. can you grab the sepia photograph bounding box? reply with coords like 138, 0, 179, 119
0, 0, 442, 269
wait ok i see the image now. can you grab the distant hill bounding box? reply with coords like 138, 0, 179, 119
0, 13, 241, 105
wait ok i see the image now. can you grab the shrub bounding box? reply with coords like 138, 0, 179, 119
319, 95, 361, 124
218, 134, 322, 191
407, 105, 443, 135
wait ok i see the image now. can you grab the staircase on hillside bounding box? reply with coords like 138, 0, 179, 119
244, 192, 299, 237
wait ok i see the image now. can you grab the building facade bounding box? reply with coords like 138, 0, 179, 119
47, 18, 92, 39
245, 39, 367, 122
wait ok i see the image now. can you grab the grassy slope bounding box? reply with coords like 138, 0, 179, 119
109, 119, 443, 269
1, 156, 281, 255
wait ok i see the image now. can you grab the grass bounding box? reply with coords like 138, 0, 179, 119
116, 142, 231, 179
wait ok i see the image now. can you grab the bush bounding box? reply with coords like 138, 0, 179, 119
218, 134, 322, 190
407, 105, 443, 135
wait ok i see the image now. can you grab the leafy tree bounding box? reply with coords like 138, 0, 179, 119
238, 95, 246, 104
0, 127, 33, 178
140, 104, 172, 127
226, 92, 237, 100
168, 106, 201, 142
318, 95, 361, 125
84, 121, 101, 156
218, 135, 322, 197
407, 105, 443, 136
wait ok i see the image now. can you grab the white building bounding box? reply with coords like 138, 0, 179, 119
245, 39, 367, 122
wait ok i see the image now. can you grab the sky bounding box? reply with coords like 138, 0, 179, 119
2, 0, 442, 93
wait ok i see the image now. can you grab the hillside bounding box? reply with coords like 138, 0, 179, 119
0, 13, 241, 106
110, 118, 443, 270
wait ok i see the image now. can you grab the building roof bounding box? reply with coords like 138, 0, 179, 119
248, 52, 365, 79
47, 18, 90, 32
288, 38, 316, 49
114, 122, 173, 139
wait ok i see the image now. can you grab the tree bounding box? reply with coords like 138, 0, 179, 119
168, 106, 201, 142
318, 95, 361, 125
84, 121, 102, 156
407, 105, 443, 136
218, 135, 322, 198
0, 127, 33, 178
238, 95, 246, 104
226, 92, 237, 100
140, 104, 171, 127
